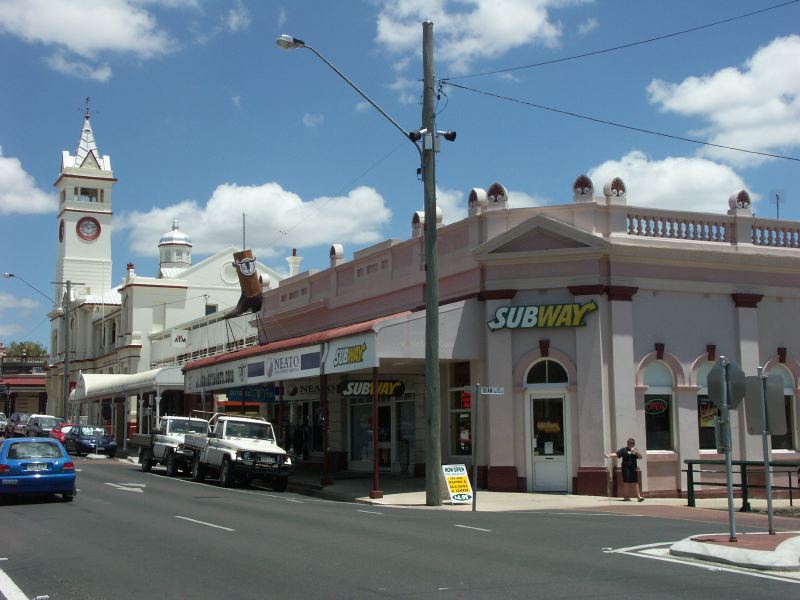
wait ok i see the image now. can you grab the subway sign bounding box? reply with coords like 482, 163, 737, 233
487, 301, 597, 331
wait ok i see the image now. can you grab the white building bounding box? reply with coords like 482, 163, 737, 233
46, 112, 282, 440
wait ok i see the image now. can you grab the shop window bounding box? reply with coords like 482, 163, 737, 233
526, 359, 568, 385
644, 361, 674, 451
449, 362, 472, 456
769, 365, 795, 450
205, 304, 218, 316
696, 363, 718, 450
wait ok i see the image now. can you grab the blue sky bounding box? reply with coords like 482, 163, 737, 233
1, 0, 799, 350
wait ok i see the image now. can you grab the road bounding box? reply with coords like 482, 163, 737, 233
1, 457, 797, 599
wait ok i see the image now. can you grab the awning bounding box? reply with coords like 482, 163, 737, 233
69, 366, 184, 402
1, 377, 46, 393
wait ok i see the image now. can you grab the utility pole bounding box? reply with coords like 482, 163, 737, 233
55, 279, 84, 419
422, 21, 442, 506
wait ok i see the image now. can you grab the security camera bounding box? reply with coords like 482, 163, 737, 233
438, 130, 457, 142
408, 128, 428, 142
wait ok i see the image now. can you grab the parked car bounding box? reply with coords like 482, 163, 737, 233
0, 413, 7, 434
49, 423, 78, 445
26, 415, 64, 438
5, 413, 32, 438
64, 426, 118, 457
0, 437, 76, 502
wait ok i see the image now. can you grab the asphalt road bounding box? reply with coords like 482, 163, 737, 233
1, 458, 797, 599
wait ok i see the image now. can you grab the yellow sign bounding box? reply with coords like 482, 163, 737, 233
442, 464, 473, 504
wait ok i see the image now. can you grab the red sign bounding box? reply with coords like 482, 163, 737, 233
461, 391, 472, 409
645, 398, 668, 415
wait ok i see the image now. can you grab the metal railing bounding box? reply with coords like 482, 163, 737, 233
684, 459, 800, 512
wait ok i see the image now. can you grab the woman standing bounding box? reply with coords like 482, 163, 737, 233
606, 438, 644, 502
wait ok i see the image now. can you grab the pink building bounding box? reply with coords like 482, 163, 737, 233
184, 177, 800, 497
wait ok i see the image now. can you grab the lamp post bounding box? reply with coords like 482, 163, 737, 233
277, 23, 450, 505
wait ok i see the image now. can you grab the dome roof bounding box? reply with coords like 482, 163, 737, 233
159, 219, 192, 247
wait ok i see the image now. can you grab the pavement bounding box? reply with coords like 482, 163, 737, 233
119, 454, 800, 573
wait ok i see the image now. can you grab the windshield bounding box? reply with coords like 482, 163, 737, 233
224, 421, 275, 441
40, 417, 62, 428
169, 420, 208, 434
79, 427, 106, 437
8, 441, 64, 459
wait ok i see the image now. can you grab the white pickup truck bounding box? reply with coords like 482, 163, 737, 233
130, 416, 209, 476
182, 413, 292, 491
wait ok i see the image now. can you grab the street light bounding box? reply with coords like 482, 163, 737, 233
3, 273, 54, 305
277, 24, 452, 505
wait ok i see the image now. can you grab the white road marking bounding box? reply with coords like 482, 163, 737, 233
175, 516, 235, 531
104, 483, 145, 492
605, 541, 678, 553
454, 524, 491, 532
356, 509, 383, 515
0, 565, 29, 600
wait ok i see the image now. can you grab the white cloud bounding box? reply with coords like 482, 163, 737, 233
0, 0, 173, 58
355, 101, 371, 113
225, 0, 251, 32
232, 95, 241, 109
115, 183, 393, 259
508, 190, 547, 208
0, 292, 40, 337
133, 0, 200, 8
0, 147, 57, 215
578, 18, 598, 35
302, 113, 324, 128
45, 52, 112, 82
647, 35, 800, 167
388, 77, 419, 105
375, 0, 568, 74
587, 151, 751, 214
277, 8, 287, 29
0, 292, 39, 312
433, 186, 466, 223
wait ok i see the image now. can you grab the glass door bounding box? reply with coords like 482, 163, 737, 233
531, 396, 568, 491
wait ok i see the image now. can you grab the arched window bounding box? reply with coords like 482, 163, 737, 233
644, 361, 674, 451
696, 362, 718, 450
769, 364, 796, 451
526, 359, 568, 385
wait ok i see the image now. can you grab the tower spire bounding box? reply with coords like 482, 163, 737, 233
75, 97, 99, 168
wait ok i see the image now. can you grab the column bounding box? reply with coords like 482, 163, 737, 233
732, 293, 763, 461
569, 285, 610, 495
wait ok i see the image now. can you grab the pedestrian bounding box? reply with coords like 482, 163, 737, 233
606, 438, 644, 502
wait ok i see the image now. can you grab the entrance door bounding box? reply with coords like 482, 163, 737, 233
531, 396, 568, 491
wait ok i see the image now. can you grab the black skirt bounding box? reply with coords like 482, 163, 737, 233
621, 466, 638, 484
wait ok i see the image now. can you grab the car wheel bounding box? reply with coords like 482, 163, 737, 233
165, 451, 178, 477
62, 491, 75, 502
191, 456, 206, 482
219, 458, 234, 488
272, 477, 288, 492
141, 449, 153, 472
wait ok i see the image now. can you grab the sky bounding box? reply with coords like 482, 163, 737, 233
1, 0, 799, 350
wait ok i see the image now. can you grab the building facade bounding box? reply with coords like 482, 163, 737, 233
184, 178, 800, 497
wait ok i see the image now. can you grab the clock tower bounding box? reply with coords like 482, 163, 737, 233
54, 107, 115, 303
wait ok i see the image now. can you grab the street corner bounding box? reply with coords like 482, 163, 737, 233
669, 531, 800, 571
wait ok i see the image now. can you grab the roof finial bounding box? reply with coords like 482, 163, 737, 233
84, 96, 91, 119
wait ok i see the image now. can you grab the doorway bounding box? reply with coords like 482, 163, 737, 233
530, 396, 568, 491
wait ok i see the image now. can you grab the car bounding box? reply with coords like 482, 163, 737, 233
64, 426, 118, 457
26, 415, 64, 438
5, 413, 32, 438
49, 423, 78, 445
0, 413, 7, 433
0, 437, 76, 502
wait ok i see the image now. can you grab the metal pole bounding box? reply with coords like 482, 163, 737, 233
757, 366, 776, 534
720, 356, 737, 542
370, 367, 383, 499
472, 383, 479, 512
422, 21, 442, 507
62, 280, 72, 420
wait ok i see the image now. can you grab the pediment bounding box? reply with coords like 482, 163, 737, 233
80, 152, 100, 170
473, 214, 609, 260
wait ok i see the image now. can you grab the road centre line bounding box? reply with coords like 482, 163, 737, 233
175, 516, 235, 531
454, 524, 492, 532
356, 509, 383, 515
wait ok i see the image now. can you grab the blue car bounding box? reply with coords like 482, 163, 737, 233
64, 426, 118, 457
0, 438, 76, 502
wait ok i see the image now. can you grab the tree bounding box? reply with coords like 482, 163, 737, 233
5, 341, 48, 357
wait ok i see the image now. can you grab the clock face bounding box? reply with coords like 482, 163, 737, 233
76, 216, 101, 241
59, 219, 64, 243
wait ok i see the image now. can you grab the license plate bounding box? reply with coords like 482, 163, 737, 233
26, 463, 47, 471
258, 455, 276, 464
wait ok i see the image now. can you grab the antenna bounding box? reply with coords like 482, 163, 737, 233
770, 189, 785, 220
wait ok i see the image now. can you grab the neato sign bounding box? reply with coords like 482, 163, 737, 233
487, 301, 597, 331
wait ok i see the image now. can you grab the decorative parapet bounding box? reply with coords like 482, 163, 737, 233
750, 222, 800, 248
626, 210, 733, 242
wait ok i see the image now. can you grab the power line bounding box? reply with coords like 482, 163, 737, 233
441, 0, 800, 82
443, 81, 800, 162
